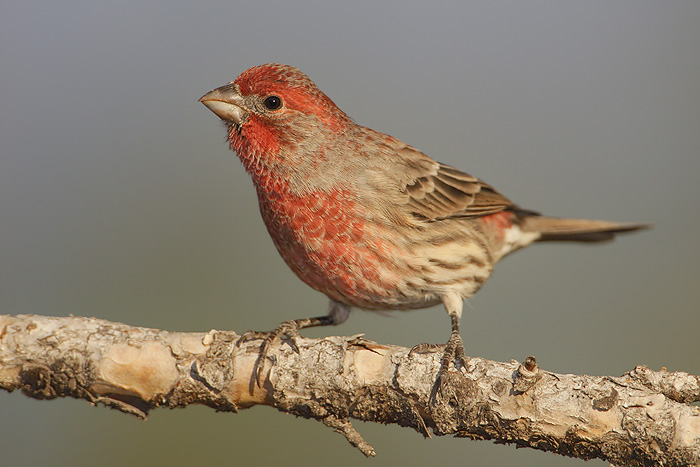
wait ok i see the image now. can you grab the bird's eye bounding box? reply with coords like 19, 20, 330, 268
263, 95, 282, 111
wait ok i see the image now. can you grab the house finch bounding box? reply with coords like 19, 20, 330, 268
199, 63, 646, 378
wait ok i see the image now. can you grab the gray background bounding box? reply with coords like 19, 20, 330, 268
1, 1, 698, 466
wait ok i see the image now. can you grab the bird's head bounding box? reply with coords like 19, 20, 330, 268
200, 64, 350, 159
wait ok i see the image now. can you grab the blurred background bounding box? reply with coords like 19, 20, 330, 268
1, 1, 698, 465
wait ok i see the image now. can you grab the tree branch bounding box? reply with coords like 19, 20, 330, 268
1, 314, 698, 465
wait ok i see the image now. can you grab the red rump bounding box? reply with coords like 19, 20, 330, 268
481, 211, 514, 229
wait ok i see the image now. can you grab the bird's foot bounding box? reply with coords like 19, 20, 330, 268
237, 320, 304, 387
409, 333, 466, 371
408, 341, 444, 355
238, 319, 303, 350
409, 332, 467, 394
237, 315, 335, 388
439, 331, 467, 376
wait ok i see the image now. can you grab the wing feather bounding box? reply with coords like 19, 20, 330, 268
404, 161, 514, 221
361, 132, 517, 223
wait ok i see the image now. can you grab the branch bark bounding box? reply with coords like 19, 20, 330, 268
1, 314, 699, 465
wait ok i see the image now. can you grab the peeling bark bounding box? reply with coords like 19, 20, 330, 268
1, 314, 699, 465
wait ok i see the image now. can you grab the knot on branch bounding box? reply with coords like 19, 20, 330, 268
513, 355, 541, 394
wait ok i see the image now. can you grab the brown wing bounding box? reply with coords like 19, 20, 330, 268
403, 162, 514, 221
358, 131, 517, 223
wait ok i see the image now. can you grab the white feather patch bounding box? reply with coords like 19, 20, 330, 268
499, 225, 540, 259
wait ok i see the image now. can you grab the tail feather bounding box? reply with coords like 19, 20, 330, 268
520, 216, 650, 243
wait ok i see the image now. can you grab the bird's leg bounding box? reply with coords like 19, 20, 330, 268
430, 313, 469, 398
238, 301, 350, 387
409, 295, 468, 395
410, 314, 467, 367
440, 312, 467, 375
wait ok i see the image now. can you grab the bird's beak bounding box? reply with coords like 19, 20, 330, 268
199, 83, 248, 125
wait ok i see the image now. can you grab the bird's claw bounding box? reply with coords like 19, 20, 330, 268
408, 342, 445, 356
434, 332, 468, 396
409, 333, 468, 397
440, 332, 467, 374
409, 333, 466, 372
238, 320, 304, 388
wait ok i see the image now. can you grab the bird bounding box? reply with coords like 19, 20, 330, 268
199, 63, 647, 381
